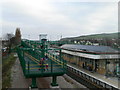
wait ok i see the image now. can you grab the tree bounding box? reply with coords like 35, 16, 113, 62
14, 28, 21, 45
3, 33, 14, 41
3, 33, 14, 53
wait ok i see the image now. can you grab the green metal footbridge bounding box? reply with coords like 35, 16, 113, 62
16, 39, 67, 88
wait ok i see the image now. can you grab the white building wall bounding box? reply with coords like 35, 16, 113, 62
62, 50, 119, 59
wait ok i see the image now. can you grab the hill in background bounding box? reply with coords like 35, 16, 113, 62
60, 32, 120, 50
60, 32, 119, 41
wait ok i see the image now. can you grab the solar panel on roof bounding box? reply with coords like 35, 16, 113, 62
61, 44, 118, 53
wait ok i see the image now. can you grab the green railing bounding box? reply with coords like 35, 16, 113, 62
16, 48, 66, 75
17, 47, 26, 76
16, 39, 67, 88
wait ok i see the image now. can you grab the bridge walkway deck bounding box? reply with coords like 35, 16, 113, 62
24, 53, 65, 75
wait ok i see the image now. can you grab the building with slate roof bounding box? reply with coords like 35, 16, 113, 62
61, 44, 120, 77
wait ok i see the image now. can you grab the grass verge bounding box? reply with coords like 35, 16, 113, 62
2, 53, 17, 88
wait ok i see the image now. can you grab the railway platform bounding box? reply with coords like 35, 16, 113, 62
67, 62, 120, 89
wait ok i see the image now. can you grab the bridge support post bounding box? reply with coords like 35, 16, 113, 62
30, 77, 37, 88
51, 76, 58, 87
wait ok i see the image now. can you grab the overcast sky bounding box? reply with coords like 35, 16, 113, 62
1, 0, 119, 40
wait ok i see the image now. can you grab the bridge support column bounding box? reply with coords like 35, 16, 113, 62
51, 76, 58, 87
30, 77, 37, 88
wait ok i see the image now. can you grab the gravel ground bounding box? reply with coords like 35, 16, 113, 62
42, 75, 87, 88
11, 58, 31, 88
11, 58, 88, 89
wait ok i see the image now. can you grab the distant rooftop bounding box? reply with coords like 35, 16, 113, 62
61, 44, 119, 53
